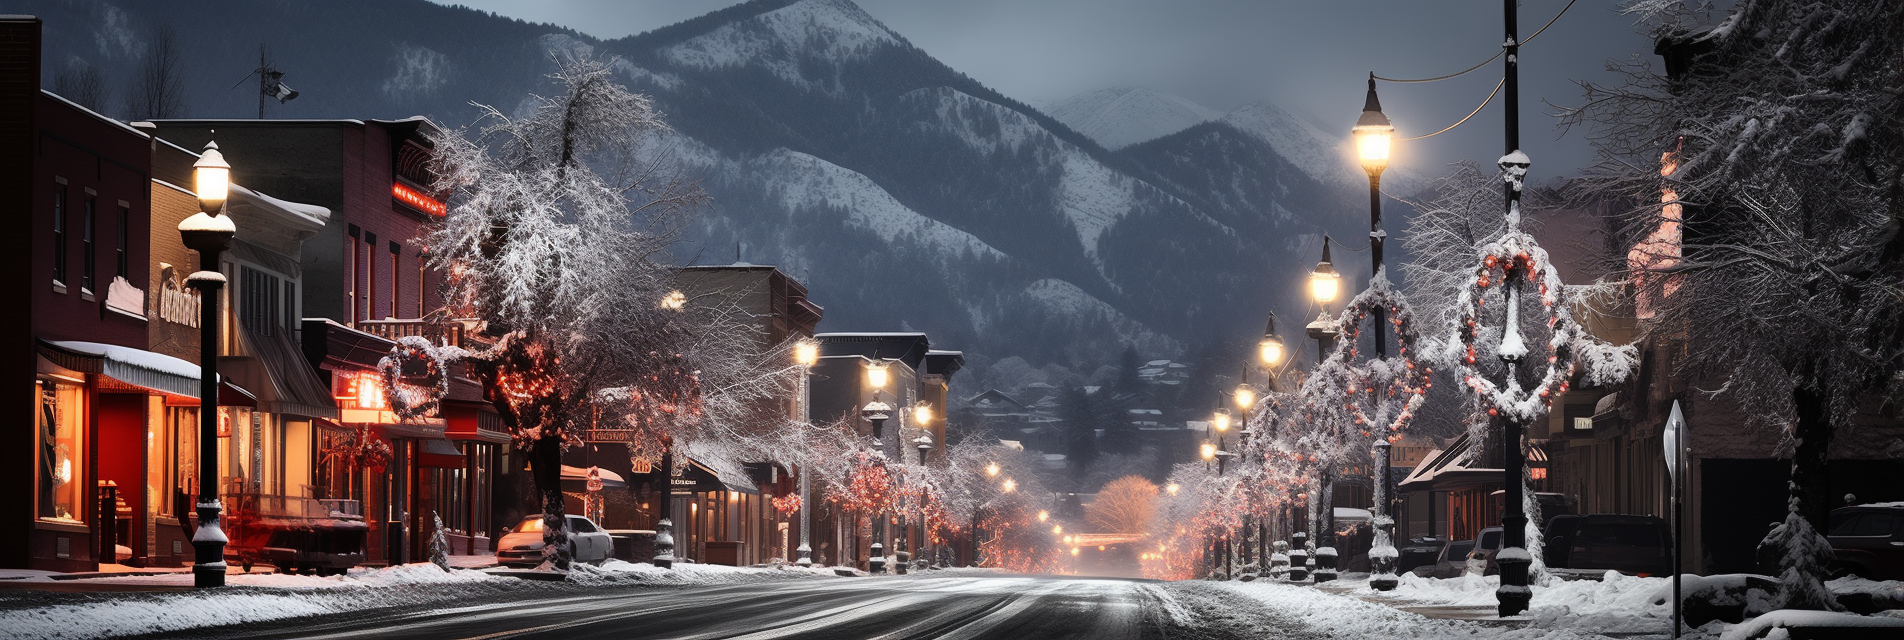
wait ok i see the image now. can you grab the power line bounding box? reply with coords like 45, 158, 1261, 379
1399, 77, 1503, 141
1371, 0, 1577, 84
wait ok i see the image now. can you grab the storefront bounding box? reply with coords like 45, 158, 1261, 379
33, 340, 253, 571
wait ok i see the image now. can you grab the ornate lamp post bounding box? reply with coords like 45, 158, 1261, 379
862, 358, 892, 574
792, 339, 818, 566
1353, 72, 1404, 594
1253, 313, 1286, 571
1305, 238, 1343, 584
182, 140, 235, 589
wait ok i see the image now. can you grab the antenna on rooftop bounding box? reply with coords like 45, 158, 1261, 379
232, 44, 299, 119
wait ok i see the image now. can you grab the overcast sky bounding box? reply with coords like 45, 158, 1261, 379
440, 0, 1681, 177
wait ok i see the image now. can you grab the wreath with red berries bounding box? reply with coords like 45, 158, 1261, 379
379, 336, 453, 422
1326, 276, 1431, 443
1452, 230, 1581, 420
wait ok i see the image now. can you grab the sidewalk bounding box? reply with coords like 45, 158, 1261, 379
0, 554, 499, 593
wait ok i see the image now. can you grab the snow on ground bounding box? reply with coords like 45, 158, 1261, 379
0, 561, 837, 639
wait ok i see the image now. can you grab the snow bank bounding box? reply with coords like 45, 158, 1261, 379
561, 560, 839, 586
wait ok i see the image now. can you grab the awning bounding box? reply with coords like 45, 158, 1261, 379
222, 324, 339, 419
1397, 433, 1505, 493
39, 339, 254, 406
444, 404, 511, 444
416, 438, 466, 468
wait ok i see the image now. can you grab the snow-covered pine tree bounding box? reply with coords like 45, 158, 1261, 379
425, 53, 710, 571
1562, 0, 1902, 610
430, 511, 451, 572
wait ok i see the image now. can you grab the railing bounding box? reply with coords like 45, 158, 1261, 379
355, 316, 471, 349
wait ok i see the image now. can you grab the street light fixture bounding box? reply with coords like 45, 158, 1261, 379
985, 462, 1000, 478
793, 339, 817, 567
913, 433, 934, 465
1259, 313, 1287, 367
1233, 385, 1255, 412
865, 359, 890, 390
1212, 408, 1231, 434
182, 139, 237, 589
1037, 510, 1049, 523
1002, 478, 1016, 493
1310, 237, 1341, 305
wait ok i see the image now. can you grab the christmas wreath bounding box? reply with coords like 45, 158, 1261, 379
378, 336, 454, 422
1326, 274, 1431, 442
1452, 226, 1583, 422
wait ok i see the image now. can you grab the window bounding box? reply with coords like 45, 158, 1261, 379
347, 225, 361, 322
116, 203, 130, 279
82, 195, 96, 292
52, 185, 67, 286
239, 266, 282, 336
284, 281, 297, 335
389, 241, 401, 319
365, 232, 378, 320
37, 379, 86, 522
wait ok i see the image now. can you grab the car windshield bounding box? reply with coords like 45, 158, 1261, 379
1446, 541, 1474, 560
515, 518, 544, 533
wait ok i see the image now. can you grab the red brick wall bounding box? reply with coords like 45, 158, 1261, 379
31, 92, 151, 348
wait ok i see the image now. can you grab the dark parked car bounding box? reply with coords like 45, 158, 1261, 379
1827, 504, 1904, 580
1543, 514, 1671, 577
1412, 538, 1476, 579
1398, 537, 1447, 575
1468, 527, 1503, 575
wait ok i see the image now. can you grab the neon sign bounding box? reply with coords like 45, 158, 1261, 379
391, 182, 445, 217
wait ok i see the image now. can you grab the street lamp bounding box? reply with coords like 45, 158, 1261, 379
1259, 313, 1287, 368
793, 339, 818, 567
985, 462, 1000, 478
1002, 478, 1016, 493
914, 433, 934, 465
1306, 239, 1343, 584
1037, 510, 1049, 523
1310, 237, 1341, 306
182, 139, 236, 589
860, 363, 893, 574
1353, 72, 1404, 593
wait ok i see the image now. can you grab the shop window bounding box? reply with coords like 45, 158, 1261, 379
37, 379, 85, 522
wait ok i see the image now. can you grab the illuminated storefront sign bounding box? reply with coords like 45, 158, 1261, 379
391, 182, 445, 217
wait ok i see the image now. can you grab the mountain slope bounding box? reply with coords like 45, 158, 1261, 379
1047, 87, 1221, 150
21, 0, 1383, 383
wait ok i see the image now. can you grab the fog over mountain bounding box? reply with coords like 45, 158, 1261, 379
24, 0, 1414, 390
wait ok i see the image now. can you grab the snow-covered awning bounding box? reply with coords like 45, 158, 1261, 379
38, 339, 254, 405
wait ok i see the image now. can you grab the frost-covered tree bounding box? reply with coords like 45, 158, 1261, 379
424, 54, 710, 570
1086, 475, 1159, 534
1562, 0, 1902, 610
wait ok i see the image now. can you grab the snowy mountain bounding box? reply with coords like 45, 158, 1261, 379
1047, 87, 1221, 150
21, 0, 1389, 383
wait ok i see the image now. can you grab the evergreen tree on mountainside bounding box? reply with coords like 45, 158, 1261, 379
1115, 345, 1144, 395
1058, 385, 1101, 487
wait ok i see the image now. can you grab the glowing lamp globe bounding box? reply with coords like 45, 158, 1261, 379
1259, 334, 1285, 367
1037, 510, 1049, 523
865, 360, 890, 389
1200, 442, 1217, 461
1310, 255, 1341, 304
913, 404, 933, 425
193, 140, 230, 214
986, 462, 1000, 478
793, 340, 819, 366
1234, 384, 1256, 411
1353, 76, 1395, 177
1212, 408, 1231, 432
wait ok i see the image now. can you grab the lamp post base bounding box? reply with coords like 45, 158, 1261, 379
795, 544, 812, 566
869, 542, 886, 574
192, 501, 226, 588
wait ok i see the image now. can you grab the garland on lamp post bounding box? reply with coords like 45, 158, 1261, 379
1324, 272, 1429, 590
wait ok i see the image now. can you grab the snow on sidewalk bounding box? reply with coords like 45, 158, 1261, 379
0, 561, 838, 639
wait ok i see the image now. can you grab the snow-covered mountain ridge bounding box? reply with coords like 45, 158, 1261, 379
22, 0, 1395, 381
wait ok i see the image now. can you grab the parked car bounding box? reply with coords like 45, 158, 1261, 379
1827, 503, 1904, 580
1468, 527, 1503, 575
1398, 537, 1447, 575
496, 515, 614, 568
1412, 538, 1476, 579
1543, 514, 1670, 577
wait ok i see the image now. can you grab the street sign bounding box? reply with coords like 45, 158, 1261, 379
1664, 401, 1685, 480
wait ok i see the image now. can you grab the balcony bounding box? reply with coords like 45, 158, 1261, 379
354, 316, 472, 349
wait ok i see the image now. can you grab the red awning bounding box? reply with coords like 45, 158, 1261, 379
416, 438, 465, 468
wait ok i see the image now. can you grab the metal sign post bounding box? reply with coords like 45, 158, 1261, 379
1665, 401, 1686, 639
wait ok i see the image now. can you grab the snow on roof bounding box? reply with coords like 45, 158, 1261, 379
42, 90, 149, 138
232, 184, 330, 229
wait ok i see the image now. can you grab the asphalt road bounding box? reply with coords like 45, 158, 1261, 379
126, 574, 1266, 640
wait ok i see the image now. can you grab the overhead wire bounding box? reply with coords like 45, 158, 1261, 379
1366, 0, 1577, 140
